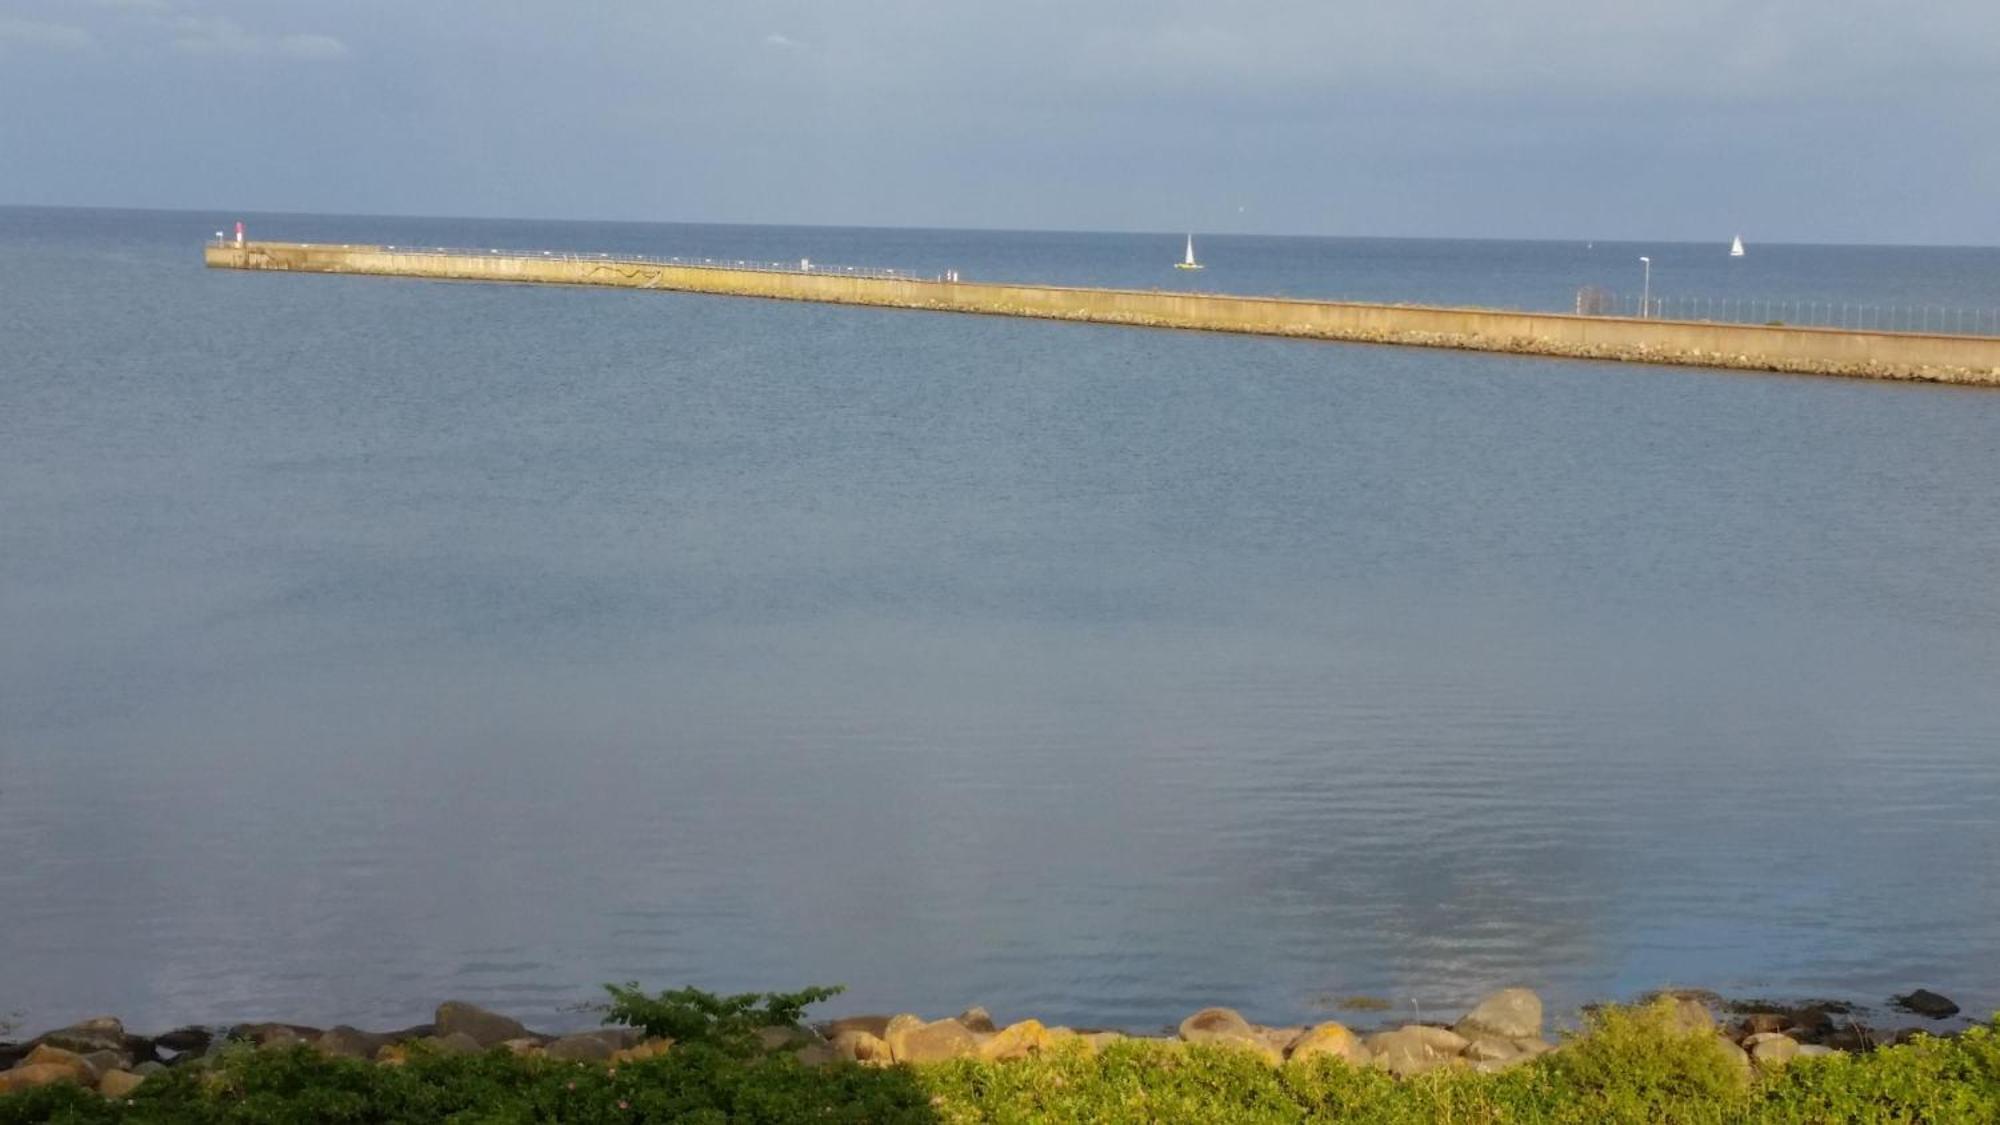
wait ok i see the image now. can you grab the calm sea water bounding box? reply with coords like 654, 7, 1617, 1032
4, 206, 1999, 1036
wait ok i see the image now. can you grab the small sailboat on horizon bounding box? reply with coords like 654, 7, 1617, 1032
1175, 233, 1204, 270
1730, 234, 1746, 258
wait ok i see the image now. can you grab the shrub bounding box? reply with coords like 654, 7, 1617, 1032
1533, 997, 1750, 1123
600, 984, 844, 1055
8, 1001, 2000, 1123
1753, 1019, 2000, 1124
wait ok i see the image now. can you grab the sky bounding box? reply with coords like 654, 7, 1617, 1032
2, 0, 1997, 243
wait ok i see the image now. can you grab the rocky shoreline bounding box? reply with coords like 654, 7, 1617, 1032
0, 986, 1974, 1101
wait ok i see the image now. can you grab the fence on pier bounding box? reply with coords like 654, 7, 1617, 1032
1575, 286, 2000, 337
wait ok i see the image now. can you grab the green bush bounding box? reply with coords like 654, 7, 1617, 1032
1529, 997, 1750, 1123
1753, 1021, 2000, 1124
599, 984, 844, 1055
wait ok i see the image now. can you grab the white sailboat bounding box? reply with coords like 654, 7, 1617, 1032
1175, 233, 1204, 270
1730, 234, 1746, 258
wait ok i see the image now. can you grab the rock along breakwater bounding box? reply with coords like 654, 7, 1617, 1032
205, 241, 2000, 387
1, 985, 1971, 1100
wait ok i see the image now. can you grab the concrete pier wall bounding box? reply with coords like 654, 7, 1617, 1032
205, 242, 2000, 386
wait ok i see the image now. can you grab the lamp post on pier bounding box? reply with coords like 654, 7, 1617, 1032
1639, 257, 1651, 318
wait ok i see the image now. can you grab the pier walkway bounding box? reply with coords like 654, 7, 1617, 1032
205, 241, 2000, 387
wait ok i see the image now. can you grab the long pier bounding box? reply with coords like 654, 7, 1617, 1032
205, 241, 2000, 387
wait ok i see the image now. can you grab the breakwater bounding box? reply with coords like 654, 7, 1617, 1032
2, 984, 1965, 1096
205, 241, 2000, 386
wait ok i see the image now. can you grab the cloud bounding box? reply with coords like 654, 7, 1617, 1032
277, 33, 348, 60
1060, 0, 2000, 100
763, 33, 803, 50
171, 15, 347, 59
0, 17, 95, 51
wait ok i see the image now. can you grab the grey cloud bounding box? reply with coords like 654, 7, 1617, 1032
1048, 0, 2000, 99
275, 32, 347, 60
0, 16, 94, 50
169, 15, 346, 59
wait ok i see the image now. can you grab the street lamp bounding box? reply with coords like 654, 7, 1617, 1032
1639, 256, 1652, 318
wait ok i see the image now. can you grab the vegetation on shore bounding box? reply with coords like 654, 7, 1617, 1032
3, 997, 1998, 1123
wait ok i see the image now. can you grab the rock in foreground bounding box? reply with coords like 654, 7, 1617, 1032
1893, 989, 1960, 1019
434, 1001, 532, 1047
1454, 988, 1544, 1041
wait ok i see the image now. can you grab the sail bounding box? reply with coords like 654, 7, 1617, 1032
1174, 233, 1203, 269
1730, 235, 1745, 257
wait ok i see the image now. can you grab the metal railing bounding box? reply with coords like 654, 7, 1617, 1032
207, 240, 951, 283
1576, 287, 2000, 337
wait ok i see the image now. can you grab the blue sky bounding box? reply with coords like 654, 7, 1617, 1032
2, 0, 1996, 242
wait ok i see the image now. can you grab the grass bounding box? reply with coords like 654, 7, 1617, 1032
4, 1001, 1998, 1123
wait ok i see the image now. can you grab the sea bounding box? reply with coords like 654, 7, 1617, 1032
3, 205, 1999, 1036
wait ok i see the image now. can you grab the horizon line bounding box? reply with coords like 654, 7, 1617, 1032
4, 201, 1996, 252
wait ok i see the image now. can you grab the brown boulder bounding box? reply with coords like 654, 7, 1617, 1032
315, 1027, 390, 1060
887, 1018, 980, 1064
99, 1070, 147, 1099
546, 1034, 615, 1062
790, 1042, 835, 1066
230, 1022, 319, 1047
1666, 997, 1716, 1034
423, 1032, 484, 1056
154, 1026, 214, 1054
1736, 1012, 1788, 1039
753, 1026, 822, 1055
40, 1018, 127, 1056
1, 1063, 84, 1092
1178, 1007, 1281, 1062
1893, 990, 1960, 1020
1259, 1026, 1304, 1055
830, 1029, 892, 1064
1178, 1007, 1254, 1043
433, 1002, 529, 1047
1463, 1036, 1520, 1063
980, 1019, 1058, 1061
26, 1044, 100, 1083
1453, 989, 1543, 1041
824, 1014, 892, 1040
1285, 1023, 1365, 1066
1081, 1031, 1126, 1053
955, 1007, 997, 1034
80, 1051, 126, 1081
1367, 1026, 1469, 1078
1747, 1033, 1800, 1068
1717, 1037, 1753, 1082
575, 1028, 639, 1051
608, 1037, 673, 1065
